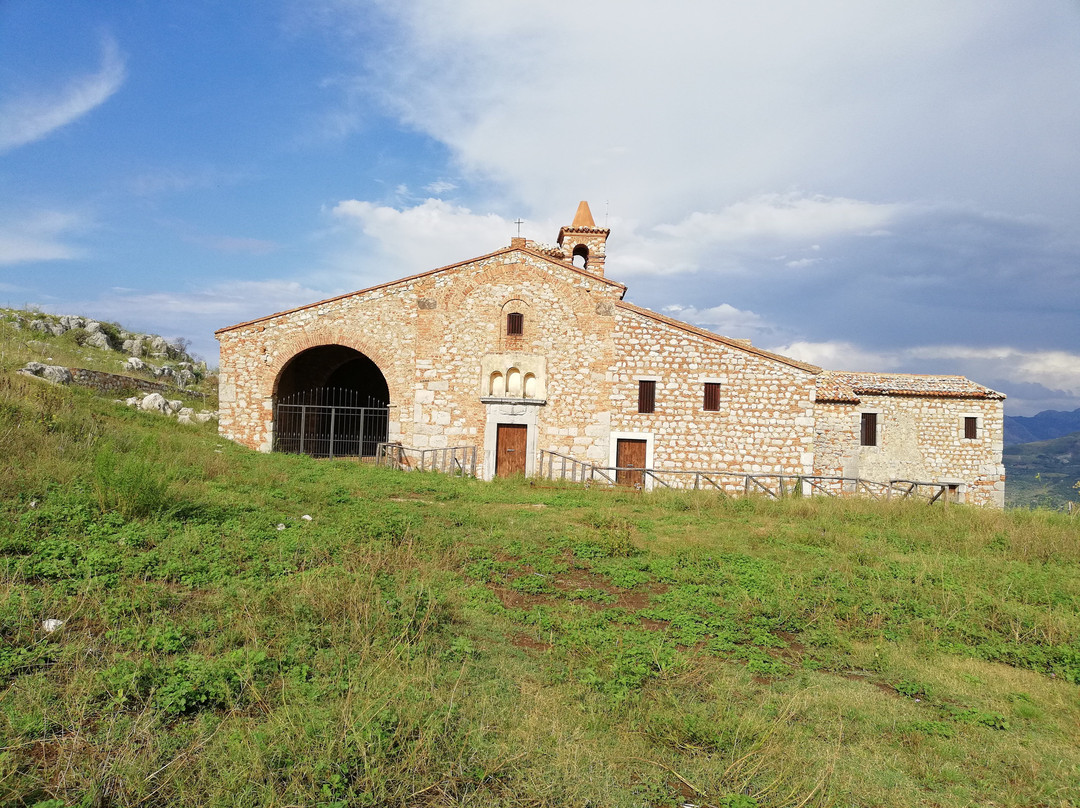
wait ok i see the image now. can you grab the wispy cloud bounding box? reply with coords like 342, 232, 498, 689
0, 35, 126, 153
661, 303, 770, 340
653, 194, 901, 244
0, 210, 89, 265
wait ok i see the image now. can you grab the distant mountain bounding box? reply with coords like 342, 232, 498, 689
1003, 431, 1080, 509
1004, 407, 1080, 446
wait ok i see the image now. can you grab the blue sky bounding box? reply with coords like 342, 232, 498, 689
2, 1, 1079, 415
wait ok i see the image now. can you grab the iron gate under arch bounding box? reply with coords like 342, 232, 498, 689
273, 388, 389, 459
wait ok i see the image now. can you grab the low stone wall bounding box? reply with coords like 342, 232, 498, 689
67, 368, 206, 400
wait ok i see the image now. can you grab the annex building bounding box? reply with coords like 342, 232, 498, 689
216, 202, 1006, 506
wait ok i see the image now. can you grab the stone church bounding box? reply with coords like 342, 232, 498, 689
216, 202, 1006, 506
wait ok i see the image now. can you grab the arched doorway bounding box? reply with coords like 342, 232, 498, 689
273, 345, 390, 458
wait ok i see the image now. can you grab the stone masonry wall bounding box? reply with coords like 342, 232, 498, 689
813, 395, 1005, 506
610, 306, 818, 475
217, 248, 622, 465
405, 250, 620, 477
217, 280, 423, 451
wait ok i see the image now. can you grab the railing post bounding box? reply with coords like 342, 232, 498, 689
328, 406, 336, 460
299, 404, 306, 455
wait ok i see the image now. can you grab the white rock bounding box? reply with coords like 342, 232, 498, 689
42, 365, 72, 385
42, 619, 64, 633
84, 332, 111, 350
139, 393, 169, 413
125, 396, 140, 407
125, 356, 146, 371
167, 399, 183, 413
276, 523, 286, 531
301, 514, 312, 521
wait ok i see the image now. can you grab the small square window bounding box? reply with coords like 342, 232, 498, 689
860, 412, 878, 446
964, 416, 978, 439
638, 380, 656, 414
506, 312, 524, 336
703, 382, 721, 411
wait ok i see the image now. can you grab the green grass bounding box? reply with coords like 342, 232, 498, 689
2, 366, 1079, 807
0, 310, 216, 412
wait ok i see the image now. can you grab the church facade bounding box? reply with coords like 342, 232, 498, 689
216, 202, 1005, 506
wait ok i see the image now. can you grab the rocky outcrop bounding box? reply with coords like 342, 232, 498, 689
11, 311, 202, 367
18, 362, 73, 385
121, 392, 217, 423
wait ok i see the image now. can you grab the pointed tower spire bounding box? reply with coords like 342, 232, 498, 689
571, 200, 596, 228
558, 200, 610, 277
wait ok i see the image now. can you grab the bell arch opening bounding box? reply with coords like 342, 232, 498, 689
272, 345, 390, 458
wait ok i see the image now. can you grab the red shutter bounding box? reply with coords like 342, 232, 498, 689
860, 412, 877, 446
506, 312, 524, 336
703, 382, 721, 411
638, 380, 656, 413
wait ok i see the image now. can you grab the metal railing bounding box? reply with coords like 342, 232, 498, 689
374, 443, 478, 477
536, 450, 959, 504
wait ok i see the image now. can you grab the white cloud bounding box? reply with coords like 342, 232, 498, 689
424, 180, 458, 195
330, 197, 517, 275
0, 35, 126, 153
768, 340, 898, 372
83, 280, 325, 320
662, 303, 767, 338
322, 1, 1080, 224
63, 280, 330, 364
769, 340, 1080, 415
653, 194, 901, 244
0, 210, 89, 265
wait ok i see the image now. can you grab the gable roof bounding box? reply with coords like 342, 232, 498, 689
215, 244, 627, 335
817, 370, 1006, 403
615, 301, 822, 374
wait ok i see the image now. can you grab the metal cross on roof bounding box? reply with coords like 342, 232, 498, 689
514, 218, 524, 236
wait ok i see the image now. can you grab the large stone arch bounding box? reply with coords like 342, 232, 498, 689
262, 328, 403, 456
262, 328, 397, 401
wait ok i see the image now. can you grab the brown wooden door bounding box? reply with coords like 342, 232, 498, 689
616, 439, 647, 487
496, 424, 528, 477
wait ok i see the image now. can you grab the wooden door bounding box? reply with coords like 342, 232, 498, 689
616, 439, 647, 487
496, 424, 528, 477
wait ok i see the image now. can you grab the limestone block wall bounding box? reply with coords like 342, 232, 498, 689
813, 396, 1005, 506
408, 251, 620, 477
217, 281, 423, 452
217, 247, 623, 466
609, 306, 818, 475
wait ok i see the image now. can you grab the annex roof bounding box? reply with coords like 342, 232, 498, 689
215, 243, 627, 335
816, 371, 1006, 403
615, 301, 822, 374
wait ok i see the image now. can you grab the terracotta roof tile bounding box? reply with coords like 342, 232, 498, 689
817, 371, 1005, 402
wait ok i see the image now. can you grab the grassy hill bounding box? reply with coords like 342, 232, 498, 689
1004, 432, 1080, 510
2, 336, 1079, 806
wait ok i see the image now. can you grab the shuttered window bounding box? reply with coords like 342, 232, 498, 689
703, 382, 721, 411
964, 416, 978, 439
860, 412, 878, 446
506, 312, 524, 336
638, 380, 656, 413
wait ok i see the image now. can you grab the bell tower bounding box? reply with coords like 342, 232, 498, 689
557, 200, 610, 277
